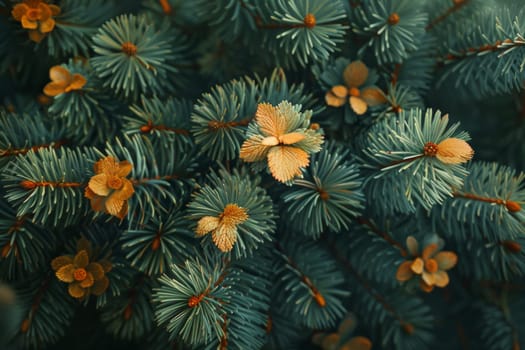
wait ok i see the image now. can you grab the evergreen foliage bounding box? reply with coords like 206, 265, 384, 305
0, 0, 524, 349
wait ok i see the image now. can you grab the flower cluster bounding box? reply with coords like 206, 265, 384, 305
396, 236, 458, 292
11, 0, 60, 43
240, 101, 324, 183
325, 60, 386, 115
196, 203, 249, 252
51, 238, 111, 299
85, 156, 135, 219
43, 65, 87, 97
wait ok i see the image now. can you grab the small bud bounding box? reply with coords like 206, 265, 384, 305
388, 13, 400, 25
123, 304, 133, 320
402, 322, 415, 334
313, 291, 326, 307
506, 200, 521, 212
502, 241, 521, 253
303, 14, 316, 28
20, 180, 37, 189
20, 318, 31, 333
151, 236, 161, 251
1, 243, 11, 258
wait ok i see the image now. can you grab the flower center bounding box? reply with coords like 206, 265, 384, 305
73, 268, 87, 281
107, 176, 123, 190
303, 13, 316, 28
423, 142, 438, 157
349, 87, 361, 97
425, 259, 438, 273
121, 42, 138, 56
26, 8, 42, 20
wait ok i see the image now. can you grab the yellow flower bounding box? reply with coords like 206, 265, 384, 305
85, 156, 135, 220
312, 315, 372, 350
325, 60, 386, 115
396, 236, 458, 292
11, 0, 61, 43
240, 102, 324, 183
51, 238, 111, 299
424, 138, 474, 164
195, 204, 249, 252
43, 65, 87, 97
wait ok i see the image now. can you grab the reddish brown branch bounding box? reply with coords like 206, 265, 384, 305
453, 191, 521, 212
426, 0, 469, 31
1, 139, 67, 158
357, 217, 408, 257
275, 242, 327, 308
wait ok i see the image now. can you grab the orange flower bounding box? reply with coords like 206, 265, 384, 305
43, 65, 87, 97
85, 156, 135, 220
325, 60, 386, 115
312, 315, 372, 350
396, 236, 458, 292
424, 138, 474, 164
195, 204, 249, 252
51, 238, 111, 299
11, 0, 61, 43
240, 102, 324, 183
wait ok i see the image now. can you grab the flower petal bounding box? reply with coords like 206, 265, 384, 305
38, 3, 52, 20
436, 138, 474, 164
94, 156, 120, 175
11, 4, 28, 21
21, 16, 38, 29
99, 259, 112, 273
89, 195, 105, 212
39, 18, 55, 33
116, 200, 129, 220
396, 261, 414, 281
104, 192, 125, 218
64, 73, 87, 91
267, 146, 309, 183
49, 4, 61, 16
279, 132, 306, 145
410, 257, 424, 274
422, 243, 439, 260
43, 82, 66, 97
56, 264, 75, 282
212, 222, 238, 252
80, 272, 94, 288
343, 61, 369, 88
51, 256, 73, 271
28, 30, 45, 43
422, 271, 435, 286
342, 336, 372, 350
331, 85, 348, 98
74, 250, 89, 268
49, 65, 71, 84
88, 173, 110, 196
92, 276, 109, 296
68, 282, 85, 298
240, 136, 272, 162
113, 179, 134, 201
361, 87, 387, 106
117, 160, 133, 177
196, 216, 220, 236
255, 103, 287, 137
261, 136, 279, 146
419, 280, 434, 293
325, 91, 346, 107
433, 270, 450, 287
349, 96, 368, 115
406, 236, 418, 256
435, 251, 458, 270
320, 333, 340, 349
86, 262, 105, 280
